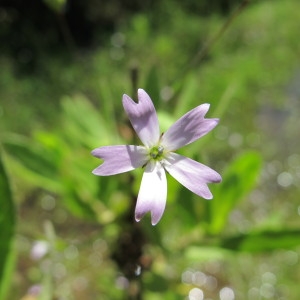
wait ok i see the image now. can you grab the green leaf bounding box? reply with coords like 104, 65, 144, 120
144, 66, 161, 108
185, 246, 231, 262
61, 177, 98, 221
0, 150, 16, 300
3, 134, 59, 180
156, 111, 176, 134
174, 75, 199, 118
208, 151, 262, 234
144, 273, 169, 292
60, 94, 117, 148
221, 229, 300, 252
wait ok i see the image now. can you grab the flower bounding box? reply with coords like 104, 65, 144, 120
30, 240, 49, 260
92, 89, 221, 225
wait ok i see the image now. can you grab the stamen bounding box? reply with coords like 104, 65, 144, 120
149, 145, 165, 160
157, 146, 164, 154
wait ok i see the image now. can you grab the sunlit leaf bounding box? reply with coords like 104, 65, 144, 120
221, 229, 300, 252
208, 151, 262, 234
156, 111, 176, 134
174, 75, 199, 118
3, 134, 59, 180
185, 246, 231, 262
61, 94, 116, 148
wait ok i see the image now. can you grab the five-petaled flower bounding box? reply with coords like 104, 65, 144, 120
92, 89, 221, 225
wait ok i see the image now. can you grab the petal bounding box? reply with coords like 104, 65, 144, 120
163, 153, 221, 199
122, 89, 160, 147
161, 104, 219, 151
91, 145, 148, 175
135, 161, 167, 225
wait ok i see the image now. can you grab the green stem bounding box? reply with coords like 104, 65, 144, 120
171, 0, 251, 85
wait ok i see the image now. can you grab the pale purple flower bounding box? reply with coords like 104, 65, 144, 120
30, 240, 49, 260
92, 89, 221, 225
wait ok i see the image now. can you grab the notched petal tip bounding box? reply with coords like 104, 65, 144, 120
122, 89, 160, 147
203, 193, 213, 200
161, 104, 220, 151
135, 212, 160, 226
164, 153, 221, 200
213, 173, 222, 183
201, 103, 210, 111
91, 145, 148, 176
91, 148, 101, 158
92, 167, 103, 175
122, 93, 134, 103
137, 88, 148, 99
151, 217, 159, 226
208, 170, 222, 183
213, 118, 220, 124
135, 215, 142, 222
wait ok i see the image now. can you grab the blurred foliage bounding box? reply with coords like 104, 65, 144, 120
208, 151, 262, 234
3, 94, 123, 222
0, 0, 241, 63
42, 0, 67, 13
0, 0, 300, 299
0, 150, 15, 299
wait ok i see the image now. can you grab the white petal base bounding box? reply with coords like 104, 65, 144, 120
135, 161, 167, 225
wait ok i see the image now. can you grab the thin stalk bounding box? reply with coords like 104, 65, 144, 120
171, 0, 251, 85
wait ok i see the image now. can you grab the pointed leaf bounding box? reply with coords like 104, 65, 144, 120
221, 229, 300, 252
208, 151, 262, 234
3, 134, 59, 179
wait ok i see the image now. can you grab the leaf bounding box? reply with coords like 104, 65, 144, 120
3, 134, 59, 180
185, 246, 231, 262
60, 94, 117, 148
144, 66, 161, 108
0, 150, 16, 300
62, 180, 98, 221
144, 273, 169, 292
208, 151, 262, 234
221, 229, 300, 252
174, 75, 199, 118
156, 111, 176, 134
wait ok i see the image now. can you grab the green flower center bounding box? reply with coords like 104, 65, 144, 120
149, 145, 165, 161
